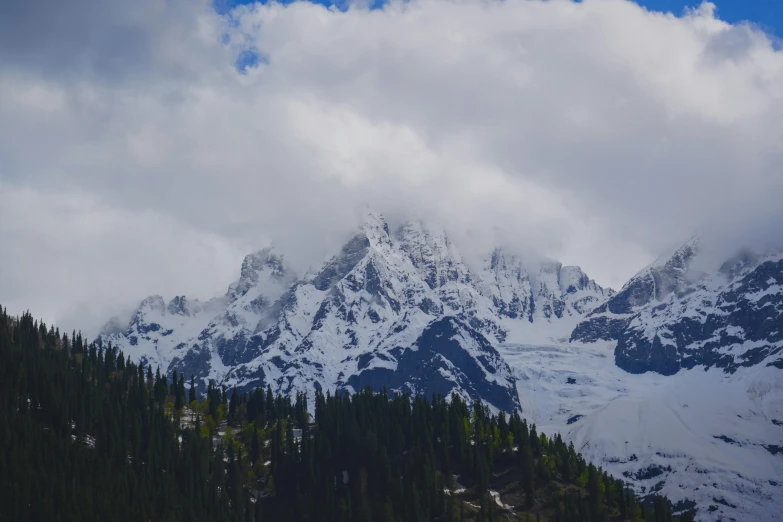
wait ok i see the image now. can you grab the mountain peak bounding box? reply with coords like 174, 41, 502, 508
586, 236, 701, 317
361, 209, 390, 235
538, 259, 563, 274
638, 235, 700, 278
229, 246, 296, 300
476, 248, 534, 321
719, 248, 761, 280
138, 295, 166, 314
167, 295, 198, 316
397, 219, 469, 290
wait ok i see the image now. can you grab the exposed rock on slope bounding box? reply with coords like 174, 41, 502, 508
572, 238, 783, 375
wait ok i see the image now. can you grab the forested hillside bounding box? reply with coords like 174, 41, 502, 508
0, 306, 694, 521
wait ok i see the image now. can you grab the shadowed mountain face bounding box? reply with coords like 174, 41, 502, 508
346, 316, 521, 413
610, 256, 783, 375
572, 238, 783, 375
98, 213, 611, 412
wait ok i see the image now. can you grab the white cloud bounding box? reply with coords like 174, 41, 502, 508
1, 0, 781, 333
0, 184, 246, 335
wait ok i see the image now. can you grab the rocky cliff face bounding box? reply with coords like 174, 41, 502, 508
476, 248, 534, 321
613, 255, 783, 375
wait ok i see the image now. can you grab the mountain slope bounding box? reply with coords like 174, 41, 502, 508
502, 342, 783, 522
570, 237, 700, 345
346, 316, 519, 412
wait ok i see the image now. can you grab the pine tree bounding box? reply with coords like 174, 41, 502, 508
229, 386, 239, 426
175, 373, 185, 410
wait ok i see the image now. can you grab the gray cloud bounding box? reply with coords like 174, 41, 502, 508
0, 0, 219, 83
1, 0, 781, 335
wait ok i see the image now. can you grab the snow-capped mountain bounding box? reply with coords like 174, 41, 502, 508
98, 212, 610, 413
570, 237, 700, 345
98, 294, 226, 372
99, 215, 783, 519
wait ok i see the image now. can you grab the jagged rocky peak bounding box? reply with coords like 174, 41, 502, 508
649, 235, 700, 297
525, 259, 613, 320
560, 266, 600, 294
353, 209, 396, 252
167, 296, 199, 317
559, 266, 614, 316
100, 295, 192, 341
392, 219, 507, 342
719, 248, 760, 280
611, 249, 783, 375
362, 209, 391, 237
228, 246, 296, 300
571, 237, 702, 344
138, 295, 166, 315
599, 236, 700, 315
396, 219, 470, 289
130, 294, 209, 320
532, 261, 566, 319
309, 212, 397, 294
98, 315, 127, 338
488, 248, 522, 273
535, 260, 562, 287
476, 248, 533, 321
312, 235, 372, 292
96, 210, 614, 411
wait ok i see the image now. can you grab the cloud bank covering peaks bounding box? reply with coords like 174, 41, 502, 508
0, 0, 782, 334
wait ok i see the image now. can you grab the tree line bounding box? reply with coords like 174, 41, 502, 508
0, 306, 695, 521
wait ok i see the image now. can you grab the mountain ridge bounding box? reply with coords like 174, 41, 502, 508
98, 212, 612, 413
571, 237, 783, 375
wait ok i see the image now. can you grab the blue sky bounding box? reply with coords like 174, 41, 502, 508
635, 0, 781, 36
222, 0, 781, 71
216, 0, 782, 38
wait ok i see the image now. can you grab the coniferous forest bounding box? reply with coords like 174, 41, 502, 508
0, 307, 696, 522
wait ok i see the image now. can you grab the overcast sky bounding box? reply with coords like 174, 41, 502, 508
1, 0, 782, 336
